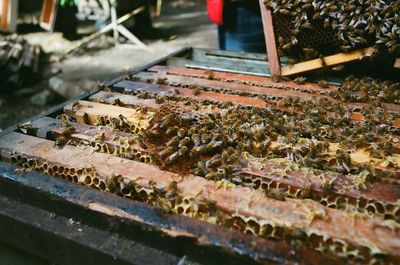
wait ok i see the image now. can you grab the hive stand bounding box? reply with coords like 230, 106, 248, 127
258, 0, 373, 77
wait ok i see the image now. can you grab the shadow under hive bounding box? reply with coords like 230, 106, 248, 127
0, 48, 399, 265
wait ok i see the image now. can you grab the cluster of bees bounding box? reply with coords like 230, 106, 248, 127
126, 86, 398, 182
13, 75, 400, 262
264, 0, 400, 58
331, 76, 400, 104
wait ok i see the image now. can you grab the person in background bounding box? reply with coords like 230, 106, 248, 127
207, 0, 266, 53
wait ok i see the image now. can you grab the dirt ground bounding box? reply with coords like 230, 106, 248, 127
0, 0, 217, 131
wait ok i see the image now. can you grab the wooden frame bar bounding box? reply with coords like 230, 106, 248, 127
395, 58, 400, 68
258, 1, 375, 76
40, 0, 58, 32
259, 0, 281, 77
1, 132, 399, 259
0, 0, 18, 33
281, 48, 374, 76
24, 116, 400, 221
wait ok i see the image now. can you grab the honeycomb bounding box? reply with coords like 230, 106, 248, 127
264, 0, 400, 59
8, 151, 378, 261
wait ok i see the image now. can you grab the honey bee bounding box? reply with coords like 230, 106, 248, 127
318, 80, 329, 88
111, 98, 121, 106
193, 87, 202, 96
155, 77, 168, 85
17, 122, 33, 134
155, 96, 165, 104
205, 70, 214, 80
61, 126, 76, 137
200, 133, 210, 144
205, 171, 220, 180
177, 128, 186, 138
179, 137, 191, 147
145, 129, 160, 139
137, 135, 148, 149
165, 152, 179, 165
166, 126, 179, 136
178, 146, 189, 156
159, 147, 174, 158
293, 76, 307, 85
167, 136, 179, 147
319, 55, 327, 66
160, 114, 175, 128
164, 183, 180, 203
55, 136, 67, 148
206, 157, 223, 168
191, 133, 201, 146
95, 132, 106, 142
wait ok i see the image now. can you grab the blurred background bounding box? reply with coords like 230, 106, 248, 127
0, 0, 217, 131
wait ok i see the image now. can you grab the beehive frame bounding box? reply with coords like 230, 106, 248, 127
258, 0, 374, 77
0, 47, 399, 265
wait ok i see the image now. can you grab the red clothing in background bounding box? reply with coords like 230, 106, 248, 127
207, 0, 224, 25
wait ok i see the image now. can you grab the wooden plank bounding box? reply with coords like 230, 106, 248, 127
395, 58, 400, 68
191, 48, 268, 62
149, 65, 400, 113
64, 100, 154, 132
126, 74, 400, 128
0, 0, 8, 31
90, 91, 159, 109
89, 91, 223, 117
191, 49, 268, 68
166, 57, 269, 76
40, 0, 58, 32
0, 195, 180, 265
259, 2, 281, 77
90, 90, 400, 153
1, 132, 400, 260
149, 65, 338, 94
24, 117, 400, 217
26, 117, 152, 163
0, 161, 340, 265
104, 46, 190, 88
281, 48, 374, 76
131, 72, 327, 101
0, 0, 18, 33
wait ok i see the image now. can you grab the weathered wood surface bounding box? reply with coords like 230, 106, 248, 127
88, 91, 400, 173
0, 132, 399, 260
24, 117, 400, 216
280, 48, 374, 76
